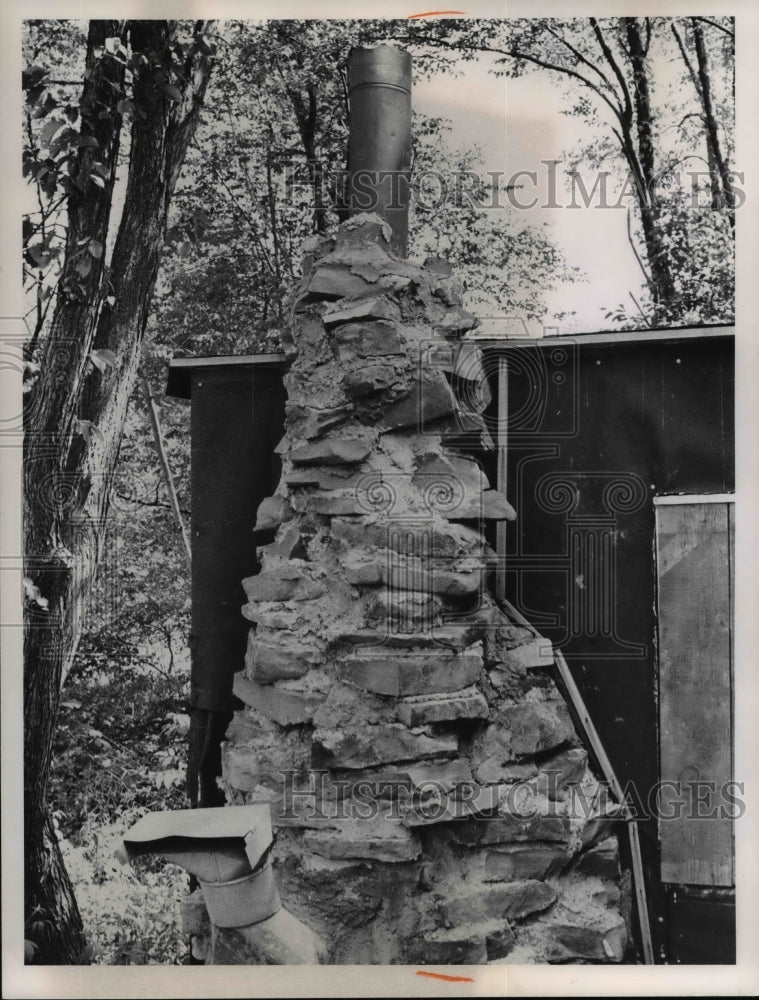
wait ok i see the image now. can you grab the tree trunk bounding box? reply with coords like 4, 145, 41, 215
24, 18, 215, 964
691, 17, 734, 223
623, 16, 677, 316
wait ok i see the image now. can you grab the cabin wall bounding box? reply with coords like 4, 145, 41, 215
170, 330, 735, 964
488, 333, 735, 962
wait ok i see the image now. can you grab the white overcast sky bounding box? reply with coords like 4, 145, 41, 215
413, 54, 644, 335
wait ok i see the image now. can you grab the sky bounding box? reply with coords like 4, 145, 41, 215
413, 54, 645, 335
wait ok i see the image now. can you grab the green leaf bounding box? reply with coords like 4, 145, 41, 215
90, 174, 105, 189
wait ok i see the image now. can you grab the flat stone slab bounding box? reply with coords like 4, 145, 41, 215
312, 724, 458, 769
254, 495, 294, 532
233, 674, 325, 727
242, 569, 324, 603
334, 625, 482, 651
377, 371, 457, 432
322, 295, 399, 327
499, 637, 555, 670
245, 634, 315, 683
541, 922, 627, 963
483, 843, 572, 881
338, 649, 483, 697
304, 819, 421, 863
443, 879, 557, 924
452, 812, 572, 846
332, 320, 403, 358
397, 686, 489, 726
290, 438, 372, 465
307, 263, 374, 300
405, 928, 487, 965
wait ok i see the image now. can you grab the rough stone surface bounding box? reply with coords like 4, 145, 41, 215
288, 403, 352, 439
539, 748, 588, 800
488, 700, 576, 760
452, 812, 572, 846
242, 569, 325, 603
331, 758, 474, 802
332, 320, 403, 358
233, 674, 325, 727
290, 438, 372, 465
220, 216, 628, 966
485, 922, 516, 960
443, 880, 557, 923
304, 819, 421, 863
308, 262, 375, 300
312, 724, 458, 769
254, 494, 294, 532
245, 635, 315, 684
338, 648, 483, 697
498, 637, 555, 670
542, 922, 628, 963
377, 371, 457, 432
322, 295, 399, 327
573, 836, 621, 880
405, 929, 487, 965
484, 844, 572, 881
397, 686, 489, 726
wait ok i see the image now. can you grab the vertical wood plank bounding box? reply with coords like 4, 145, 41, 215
657, 502, 733, 886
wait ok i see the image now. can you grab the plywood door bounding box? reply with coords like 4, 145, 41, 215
656, 501, 734, 887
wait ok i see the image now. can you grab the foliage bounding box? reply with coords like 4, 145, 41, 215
50, 638, 189, 841
48, 635, 190, 964
60, 817, 187, 965
409, 134, 579, 319
151, 18, 577, 361
399, 15, 735, 328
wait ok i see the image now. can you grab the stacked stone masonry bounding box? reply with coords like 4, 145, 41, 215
201, 215, 630, 965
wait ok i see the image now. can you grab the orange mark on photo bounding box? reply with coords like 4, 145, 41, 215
408, 11, 468, 19
416, 970, 476, 982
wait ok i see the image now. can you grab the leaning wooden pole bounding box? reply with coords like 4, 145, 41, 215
141, 372, 192, 565
499, 596, 655, 965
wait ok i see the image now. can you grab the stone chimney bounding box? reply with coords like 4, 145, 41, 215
189, 46, 630, 965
